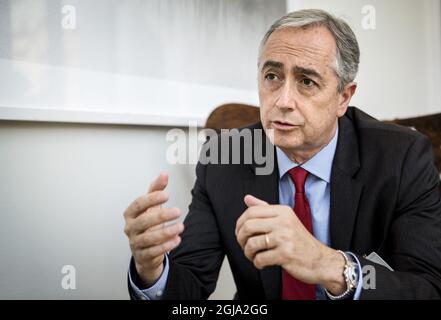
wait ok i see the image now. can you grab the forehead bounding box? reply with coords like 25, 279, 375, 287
260, 26, 337, 72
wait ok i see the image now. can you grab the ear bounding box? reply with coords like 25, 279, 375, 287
336, 82, 357, 117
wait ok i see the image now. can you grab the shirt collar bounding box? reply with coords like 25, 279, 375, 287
276, 125, 339, 183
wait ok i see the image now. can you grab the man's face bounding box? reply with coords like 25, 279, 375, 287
258, 26, 354, 158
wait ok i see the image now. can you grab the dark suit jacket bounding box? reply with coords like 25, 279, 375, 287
129, 107, 441, 300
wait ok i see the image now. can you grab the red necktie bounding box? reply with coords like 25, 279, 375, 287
282, 166, 316, 300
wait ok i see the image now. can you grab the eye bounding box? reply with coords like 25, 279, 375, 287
265, 73, 279, 81
301, 78, 316, 87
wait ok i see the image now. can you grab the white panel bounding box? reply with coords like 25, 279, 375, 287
0, 0, 286, 125
0, 59, 258, 126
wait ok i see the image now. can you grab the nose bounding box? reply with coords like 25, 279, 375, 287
275, 80, 297, 111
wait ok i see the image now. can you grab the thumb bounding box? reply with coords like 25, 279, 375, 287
244, 194, 268, 207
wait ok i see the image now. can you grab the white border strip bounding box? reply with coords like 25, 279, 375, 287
0, 106, 205, 127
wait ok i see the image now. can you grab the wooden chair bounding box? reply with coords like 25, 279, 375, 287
205, 103, 260, 131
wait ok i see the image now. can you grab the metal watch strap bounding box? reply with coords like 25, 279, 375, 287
325, 250, 358, 300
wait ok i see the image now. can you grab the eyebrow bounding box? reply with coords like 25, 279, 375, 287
261, 60, 324, 82
261, 60, 283, 71
292, 66, 323, 82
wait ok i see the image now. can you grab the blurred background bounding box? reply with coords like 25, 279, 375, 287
0, 0, 440, 299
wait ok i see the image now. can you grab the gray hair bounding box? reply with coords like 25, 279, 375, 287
259, 9, 360, 92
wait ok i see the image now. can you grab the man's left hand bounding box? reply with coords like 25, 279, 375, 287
235, 194, 347, 294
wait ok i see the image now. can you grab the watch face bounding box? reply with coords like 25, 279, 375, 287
344, 263, 358, 288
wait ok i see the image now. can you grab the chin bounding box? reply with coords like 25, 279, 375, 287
272, 134, 304, 151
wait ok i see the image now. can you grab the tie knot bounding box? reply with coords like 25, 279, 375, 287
288, 166, 309, 194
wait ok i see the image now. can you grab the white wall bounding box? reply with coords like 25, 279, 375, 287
0, 122, 174, 298
1, 0, 440, 299
0, 121, 236, 299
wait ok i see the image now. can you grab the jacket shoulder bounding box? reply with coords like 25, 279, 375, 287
345, 106, 427, 146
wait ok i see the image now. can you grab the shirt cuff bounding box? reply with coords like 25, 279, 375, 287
346, 251, 363, 300
128, 255, 169, 300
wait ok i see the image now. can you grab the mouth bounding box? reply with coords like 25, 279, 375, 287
271, 120, 300, 130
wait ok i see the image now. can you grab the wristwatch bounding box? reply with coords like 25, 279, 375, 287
325, 250, 359, 300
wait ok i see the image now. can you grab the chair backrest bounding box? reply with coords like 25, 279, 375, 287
205, 103, 260, 131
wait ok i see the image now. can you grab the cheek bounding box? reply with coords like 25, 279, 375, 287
259, 104, 268, 124
305, 93, 338, 123
259, 95, 274, 126
304, 106, 336, 138
305, 111, 326, 129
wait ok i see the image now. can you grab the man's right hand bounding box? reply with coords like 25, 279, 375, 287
124, 172, 184, 287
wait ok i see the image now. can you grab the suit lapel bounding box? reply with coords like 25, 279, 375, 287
330, 116, 363, 251
245, 124, 281, 300
244, 170, 281, 300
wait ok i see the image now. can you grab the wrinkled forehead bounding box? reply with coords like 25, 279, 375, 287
259, 26, 337, 71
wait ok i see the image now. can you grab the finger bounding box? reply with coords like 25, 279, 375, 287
236, 218, 273, 248
243, 233, 272, 261
244, 194, 269, 207
149, 222, 165, 232
140, 236, 182, 261
148, 173, 169, 214
134, 222, 184, 249
235, 206, 278, 236
253, 248, 280, 270
124, 191, 169, 219
148, 172, 168, 193
131, 207, 181, 235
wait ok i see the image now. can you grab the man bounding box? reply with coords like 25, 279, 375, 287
123, 9, 441, 299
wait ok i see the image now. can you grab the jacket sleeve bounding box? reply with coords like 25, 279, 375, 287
357, 134, 441, 299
